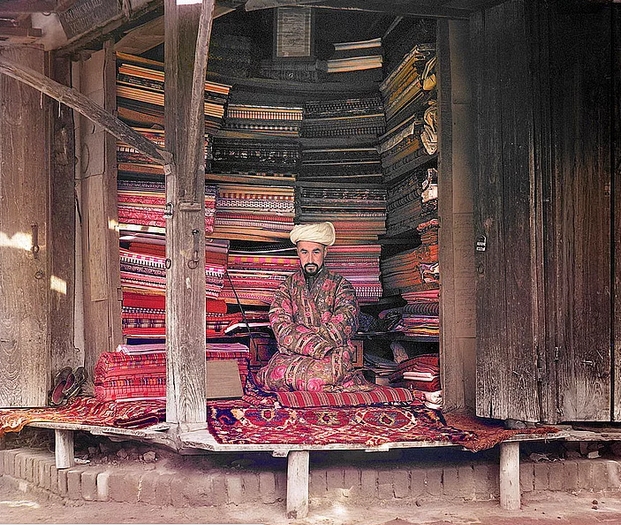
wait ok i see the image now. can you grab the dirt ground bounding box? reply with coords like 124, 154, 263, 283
2, 475, 621, 525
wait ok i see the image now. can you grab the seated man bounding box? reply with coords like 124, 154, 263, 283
255, 221, 364, 392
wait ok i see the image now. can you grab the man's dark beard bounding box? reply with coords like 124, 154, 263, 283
303, 263, 322, 276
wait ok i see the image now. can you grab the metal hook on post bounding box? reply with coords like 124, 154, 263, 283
188, 229, 200, 269
31, 223, 40, 259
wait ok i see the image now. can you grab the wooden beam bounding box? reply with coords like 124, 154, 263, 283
48, 53, 78, 378
0, 56, 172, 166
0, 27, 42, 37
244, 0, 320, 10
0, 0, 56, 13
164, 0, 214, 427
243, 0, 472, 18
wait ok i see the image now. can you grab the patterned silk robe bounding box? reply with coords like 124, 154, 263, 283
255, 266, 361, 391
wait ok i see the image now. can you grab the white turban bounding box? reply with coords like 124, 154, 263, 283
289, 222, 336, 246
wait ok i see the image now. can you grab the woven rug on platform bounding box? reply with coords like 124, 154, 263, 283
0, 387, 560, 453
0, 397, 166, 436
206, 375, 561, 451
207, 396, 476, 449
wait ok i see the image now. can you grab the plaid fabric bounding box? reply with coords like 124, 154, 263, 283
94, 350, 251, 401
94, 352, 166, 380
94, 377, 166, 401
275, 385, 413, 408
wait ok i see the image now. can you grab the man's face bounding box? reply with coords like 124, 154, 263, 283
296, 240, 327, 276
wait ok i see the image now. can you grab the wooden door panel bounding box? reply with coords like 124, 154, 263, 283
614, 5, 621, 422
544, 1, 613, 421
473, 1, 540, 422
474, 0, 614, 423
0, 46, 49, 407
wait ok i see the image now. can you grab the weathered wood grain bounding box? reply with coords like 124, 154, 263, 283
544, 2, 612, 422
49, 55, 79, 374
473, 0, 540, 422
437, 18, 477, 412
164, 0, 214, 426
0, 46, 49, 407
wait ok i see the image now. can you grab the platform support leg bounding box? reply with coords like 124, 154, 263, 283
499, 441, 521, 510
54, 429, 74, 469
287, 450, 309, 519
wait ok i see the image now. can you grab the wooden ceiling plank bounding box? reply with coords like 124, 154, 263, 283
0, 0, 56, 14
0, 26, 42, 36
244, 0, 472, 19
308, 1, 471, 19
244, 0, 325, 11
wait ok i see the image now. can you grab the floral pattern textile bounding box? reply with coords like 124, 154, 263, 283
255, 267, 362, 391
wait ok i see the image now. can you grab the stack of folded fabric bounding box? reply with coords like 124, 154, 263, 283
385, 168, 425, 236
94, 342, 250, 402
219, 242, 298, 306
379, 243, 439, 295
296, 186, 387, 243
325, 37, 384, 83
298, 145, 383, 185
206, 23, 256, 79
378, 43, 436, 185
377, 289, 440, 340
94, 346, 167, 402
116, 51, 230, 134
117, 180, 216, 235
211, 183, 295, 242
301, 95, 385, 140
222, 103, 303, 138
325, 244, 383, 304
388, 353, 440, 393
121, 291, 234, 340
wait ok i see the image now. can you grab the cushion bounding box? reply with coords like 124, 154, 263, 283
275, 385, 413, 408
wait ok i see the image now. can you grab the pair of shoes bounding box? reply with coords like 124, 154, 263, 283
48, 366, 88, 406
64, 366, 87, 399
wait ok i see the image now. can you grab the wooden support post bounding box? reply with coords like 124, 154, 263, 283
287, 450, 309, 519
164, 0, 214, 427
54, 429, 74, 469
499, 441, 521, 510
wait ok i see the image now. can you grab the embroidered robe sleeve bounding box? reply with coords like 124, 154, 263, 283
269, 271, 359, 359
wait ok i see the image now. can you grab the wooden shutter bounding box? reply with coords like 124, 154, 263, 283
0, 46, 50, 407
473, 0, 615, 423
472, 0, 542, 422
539, 1, 613, 422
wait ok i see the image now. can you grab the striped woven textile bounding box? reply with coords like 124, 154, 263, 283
94, 348, 250, 402
275, 385, 413, 408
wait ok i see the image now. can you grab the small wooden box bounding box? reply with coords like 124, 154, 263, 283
249, 336, 278, 367
351, 339, 364, 368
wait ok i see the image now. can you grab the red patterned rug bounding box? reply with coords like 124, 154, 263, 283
0, 397, 166, 436
207, 396, 478, 449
